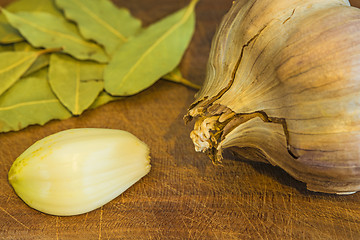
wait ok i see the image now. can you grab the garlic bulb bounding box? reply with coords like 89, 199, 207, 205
186, 0, 360, 194
8, 128, 151, 216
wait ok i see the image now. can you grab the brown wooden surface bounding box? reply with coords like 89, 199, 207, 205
1, 0, 360, 239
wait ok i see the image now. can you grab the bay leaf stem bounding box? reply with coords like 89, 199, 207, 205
163, 72, 201, 90
37, 47, 63, 56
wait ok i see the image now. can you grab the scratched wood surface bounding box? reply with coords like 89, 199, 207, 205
1, 0, 360, 239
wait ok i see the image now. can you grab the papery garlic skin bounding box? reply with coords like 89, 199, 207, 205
186, 0, 360, 194
8, 128, 151, 216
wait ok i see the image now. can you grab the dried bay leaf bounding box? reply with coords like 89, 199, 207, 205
13, 41, 34, 51
2, 10, 109, 63
6, 0, 62, 16
104, 0, 198, 96
0, 68, 71, 132
0, 0, 200, 133
0, 51, 39, 96
0, 17, 22, 44
0, 0, 62, 44
14, 42, 50, 76
89, 91, 123, 109
55, 0, 142, 55
49, 54, 105, 115
0, 43, 13, 51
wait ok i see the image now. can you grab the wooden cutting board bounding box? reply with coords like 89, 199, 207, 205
1, 0, 360, 239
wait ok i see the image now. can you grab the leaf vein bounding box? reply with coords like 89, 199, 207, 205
0, 53, 35, 74
0, 99, 59, 111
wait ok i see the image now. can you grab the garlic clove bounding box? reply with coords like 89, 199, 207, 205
8, 128, 151, 216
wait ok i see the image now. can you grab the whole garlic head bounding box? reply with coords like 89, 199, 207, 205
8, 128, 151, 216
186, 0, 360, 194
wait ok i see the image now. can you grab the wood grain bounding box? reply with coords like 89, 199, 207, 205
1, 0, 360, 239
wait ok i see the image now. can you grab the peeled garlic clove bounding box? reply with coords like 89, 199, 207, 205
8, 128, 151, 216
186, 0, 360, 194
